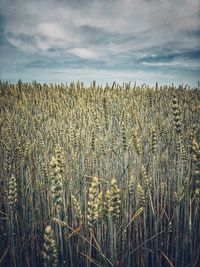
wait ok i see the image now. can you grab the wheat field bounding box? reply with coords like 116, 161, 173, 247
0, 80, 199, 267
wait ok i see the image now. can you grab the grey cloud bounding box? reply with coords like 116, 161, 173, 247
0, 0, 199, 85
2, 0, 199, 54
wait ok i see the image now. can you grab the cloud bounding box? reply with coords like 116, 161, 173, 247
6, 34, 37, 53
38, 23, 67, 40
69, 48, 100, 59
142, 60, 200, 70
2, 0, 200, 53
0, 0, 200, 85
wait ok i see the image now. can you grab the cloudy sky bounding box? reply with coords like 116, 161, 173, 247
0, 0, 199, 86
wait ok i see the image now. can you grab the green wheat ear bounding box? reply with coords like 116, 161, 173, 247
106, 178, 121, 222
42, 225, 58, 267
191, 138, 200, 198
128, 175, 136, 195
122, 122, 127, 151
8, 174, 18, 215
50, 156, 63, 213
71, 194, 83, 223
87, 176, 100, 232
172, 94, 182, 135
137, 184, 146, 207
132, 128, 142, 156
55, 144, 65, 174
